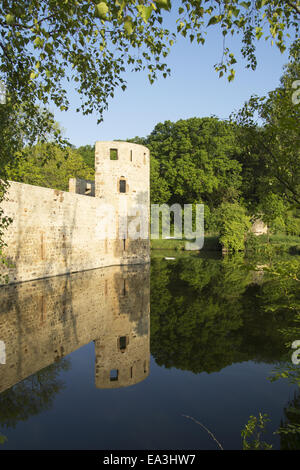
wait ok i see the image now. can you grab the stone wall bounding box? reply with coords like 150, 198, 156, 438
0, 264, 150, 393
251, 219, 268, 236
0, 141, 150, 285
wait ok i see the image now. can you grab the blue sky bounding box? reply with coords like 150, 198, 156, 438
52, 17, 292, 147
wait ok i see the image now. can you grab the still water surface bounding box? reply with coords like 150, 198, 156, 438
0, 254, 299, 450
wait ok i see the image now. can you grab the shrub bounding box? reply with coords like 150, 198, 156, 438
214, 203, 251, 252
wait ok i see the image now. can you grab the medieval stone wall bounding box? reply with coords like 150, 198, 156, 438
0, 141, 150, 285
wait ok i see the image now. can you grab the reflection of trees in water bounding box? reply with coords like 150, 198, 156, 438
0, 358, 70, 429
279, 390, 300, 450
260, 260, 300, 449
150, 256, 297, 374
238, 260, 300, 450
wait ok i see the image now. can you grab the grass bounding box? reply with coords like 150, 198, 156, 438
246, 233, 300, 255
267, 233, 300, 245
151, 235, 220, 251
151, 233, 300, 253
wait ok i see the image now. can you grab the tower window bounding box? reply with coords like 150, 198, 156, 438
130, 150, 133, 161
110, 148, 118, 160
119, 179, 126, 193
110, 369, 118, 381
119, 336, 127, 351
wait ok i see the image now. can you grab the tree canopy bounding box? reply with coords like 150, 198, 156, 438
5, 143, 94, 191
0, 1, 299, 192
1, 1, 299, 193
233, 39, 300, 212
142, 116, 242, 209
0, 0, 299, 130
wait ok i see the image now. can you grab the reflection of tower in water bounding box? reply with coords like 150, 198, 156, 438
0, 264, 150, 393
95, 267, 150, 389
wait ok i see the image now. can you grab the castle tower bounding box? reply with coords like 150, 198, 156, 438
95, 141, 150, 264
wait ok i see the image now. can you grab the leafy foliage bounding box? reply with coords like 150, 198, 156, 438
275, 391, 300, 450
213, 202, 251, 251
233, 39, 300, 212
172, 0, 300, 78
1, 0, 298, 120
241, 413, 273, 450
5, 143, 94, 192
76, 144, 95, 169
0, 0, 173, 122
138, 117, 242, 210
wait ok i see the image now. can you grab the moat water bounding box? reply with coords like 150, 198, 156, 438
0, 253, 299, 450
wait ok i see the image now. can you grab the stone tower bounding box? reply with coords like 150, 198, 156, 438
95, 141, 150, 265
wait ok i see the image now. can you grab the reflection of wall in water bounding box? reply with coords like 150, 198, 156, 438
0, 265, 150, 393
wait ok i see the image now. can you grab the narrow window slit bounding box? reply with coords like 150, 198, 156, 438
119, 336, 127, 351
119, 179, 126, 193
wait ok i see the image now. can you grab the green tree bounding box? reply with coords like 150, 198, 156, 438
258, 193, 287, 234
150, 155, 171, 204
213, 202, 251, 251
1, 1, 299, 115
76, 144, 95, 169
5, 143, 94, 192
142, 117, 242, 209
233, 40, 300, 212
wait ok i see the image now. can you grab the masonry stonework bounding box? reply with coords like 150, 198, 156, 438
0, 141, 150, 285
